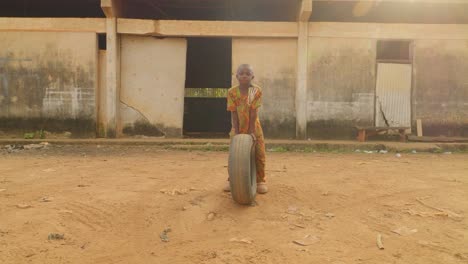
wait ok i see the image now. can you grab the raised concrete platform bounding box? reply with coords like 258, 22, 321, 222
1, 138, 467, 153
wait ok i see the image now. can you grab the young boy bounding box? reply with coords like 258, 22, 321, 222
224, 64, 268, 194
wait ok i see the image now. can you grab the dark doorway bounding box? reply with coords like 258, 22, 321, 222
183, 38, 232, 138
377, 40, 411, 62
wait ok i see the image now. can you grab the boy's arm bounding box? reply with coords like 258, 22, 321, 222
248, 108, 257, 135
227, 90, 239, 134
231, 111, 240, 135
248, 88, 262, 136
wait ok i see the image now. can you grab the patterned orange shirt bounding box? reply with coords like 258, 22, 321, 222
227, 85, 264, 139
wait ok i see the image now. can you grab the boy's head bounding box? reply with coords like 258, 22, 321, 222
236, 64, 254, 86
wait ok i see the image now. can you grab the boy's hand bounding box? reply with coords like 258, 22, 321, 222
250, 133, 257, 142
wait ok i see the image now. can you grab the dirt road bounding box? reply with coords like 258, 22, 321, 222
0, 145, 467, 263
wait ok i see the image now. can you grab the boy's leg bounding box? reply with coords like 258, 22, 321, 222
255, 138, 266, 183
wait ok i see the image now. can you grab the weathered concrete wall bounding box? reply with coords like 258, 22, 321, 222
413, 40, 468, 137
232, 38, 297, 138
120, 35, 186, 137
307, 37, 376, 139
0, 31, 97, 136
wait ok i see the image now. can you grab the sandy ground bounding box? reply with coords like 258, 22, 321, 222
0, 145, 467, 264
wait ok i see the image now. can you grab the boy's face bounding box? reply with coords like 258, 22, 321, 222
236, 67, 254, 86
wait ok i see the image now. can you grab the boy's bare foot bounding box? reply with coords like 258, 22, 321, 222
257, 182, 268, 194
224, 181, 268, 194
223, 181, 231, 192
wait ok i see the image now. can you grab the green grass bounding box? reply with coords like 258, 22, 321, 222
23, 132, 35, 139
151, 143, 468, 154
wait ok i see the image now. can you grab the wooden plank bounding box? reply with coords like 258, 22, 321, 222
417, 119, 423, 137
357, 130, 366, 142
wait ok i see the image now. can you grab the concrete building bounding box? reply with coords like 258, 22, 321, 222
1, 0, 467, 139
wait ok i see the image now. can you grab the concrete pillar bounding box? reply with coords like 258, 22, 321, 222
97, 50, 107, 137
296, 0, 312, 139
104, 17, 119, 137
101, 0, 122, 138
296, 22, 308, 140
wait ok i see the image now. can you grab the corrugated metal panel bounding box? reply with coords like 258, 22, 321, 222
185, 88, 228, 98
375, 63, 412, 128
